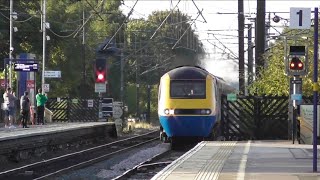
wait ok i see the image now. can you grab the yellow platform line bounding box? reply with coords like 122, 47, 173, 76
195, 142, 237, 180
151, 142, 207, 180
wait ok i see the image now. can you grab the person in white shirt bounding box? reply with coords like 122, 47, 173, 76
3, 87, 17, 128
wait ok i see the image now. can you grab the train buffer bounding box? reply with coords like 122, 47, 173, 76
152, 140, 320, 180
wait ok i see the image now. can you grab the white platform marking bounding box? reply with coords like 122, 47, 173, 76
237, 140, 251, 180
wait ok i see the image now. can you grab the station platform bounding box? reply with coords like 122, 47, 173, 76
152, 140, 320, 180
0, 122, 117, 169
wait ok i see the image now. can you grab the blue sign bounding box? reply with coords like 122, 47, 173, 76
291, 94, 302, 101
14, 62, 38, 72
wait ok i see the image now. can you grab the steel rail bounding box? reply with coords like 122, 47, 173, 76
0, 130, 159, 179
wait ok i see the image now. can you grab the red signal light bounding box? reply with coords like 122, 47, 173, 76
95, 59, 106, 83
289, 57, 303, 70
98, 73, 104, 80
95, 71, 106, 83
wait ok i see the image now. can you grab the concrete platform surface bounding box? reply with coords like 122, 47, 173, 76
153, 140, 320, 180
0, 122, 115, 141
0, 122, 117, 168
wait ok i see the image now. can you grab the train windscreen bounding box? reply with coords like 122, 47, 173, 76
170, 80, 206, 99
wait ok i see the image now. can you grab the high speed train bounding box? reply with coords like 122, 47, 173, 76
158, 66, 235, 148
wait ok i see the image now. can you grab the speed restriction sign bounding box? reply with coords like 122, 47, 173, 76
43, 84, 50, 92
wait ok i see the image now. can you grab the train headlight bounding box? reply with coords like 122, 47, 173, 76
164, 109, 174, 115
200, 109, 211, 115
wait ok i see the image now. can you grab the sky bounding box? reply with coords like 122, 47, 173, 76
120, 0, 320, 89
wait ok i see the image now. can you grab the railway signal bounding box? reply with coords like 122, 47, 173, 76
285, 45, 308, 76
289, 56, 304, 70
95, 58, 106, 83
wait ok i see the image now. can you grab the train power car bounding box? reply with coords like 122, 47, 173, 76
158, 66, 235, 148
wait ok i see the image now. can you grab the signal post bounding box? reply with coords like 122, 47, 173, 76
284, 41, 308, 144
287, 6, 318, 172
286, 7, 311, 144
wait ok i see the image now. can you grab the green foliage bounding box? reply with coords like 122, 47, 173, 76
248, 28, 319, 96
124, 83, 158, 117
248, 42, 289, 95
0, 1, 204, 120
123, 10, 204, 115
125, 83, 137, 115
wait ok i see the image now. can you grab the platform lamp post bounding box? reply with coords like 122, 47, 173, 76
312, 7, 318, 173
9, 0, 12, 89
8, 0, 18, 89
41, 0, 47, 94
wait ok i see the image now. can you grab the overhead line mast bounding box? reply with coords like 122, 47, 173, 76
238, 0, 245, 94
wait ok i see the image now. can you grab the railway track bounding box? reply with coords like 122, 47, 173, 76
114, 145, 194, 179
0, 130, 159, 180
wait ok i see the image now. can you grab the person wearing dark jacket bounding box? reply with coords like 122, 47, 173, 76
20, 91, 30, 128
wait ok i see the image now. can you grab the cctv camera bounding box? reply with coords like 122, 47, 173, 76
10, 47, 14, 52
273, 16, 280, 23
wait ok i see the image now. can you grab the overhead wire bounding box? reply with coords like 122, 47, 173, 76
149, 0, 181, 40
210, 33, 238, 58
102, 0, 139, 50
12, 1, 89, 39
206, 40, 238, 60
118, 0, 183, 66
121, 3, 148, 19
14, 16, 33, 23
172, 8, 203, 49
85, 0, 104, 21
191, 0, 207, 23
47, 27, 79, 38
73, 0, 106, 38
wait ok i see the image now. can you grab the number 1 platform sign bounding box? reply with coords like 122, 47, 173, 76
290, 7, 311, 29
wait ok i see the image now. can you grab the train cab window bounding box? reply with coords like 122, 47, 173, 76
170, 80, 206, 99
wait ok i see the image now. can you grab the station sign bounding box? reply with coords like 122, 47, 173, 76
227, 93, 237, 102
95, 83, 106, 93
113, 101, 123, 119
99, 98, 113, 118
291, 79, 302, 84
26, 80, 35, 89
87, 99, 94, 108
291, 94, 302, 101
14, 62, 38, 72
44, 71, 61, 78
289, 7, 311, 29
43, 83, 50, 92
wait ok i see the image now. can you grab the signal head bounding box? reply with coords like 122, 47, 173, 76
289, 56, 304, 70
95, 58, 106, 83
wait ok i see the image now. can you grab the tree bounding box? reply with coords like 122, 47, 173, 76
0, 0, 126, 97
248, 27, 318, 96
122, 10, 205, 117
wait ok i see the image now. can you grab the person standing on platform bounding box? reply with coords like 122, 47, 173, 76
3, 87, 17, 128
36, 88, 48, 125
12, 91, 17, 125
20, 91, 30, 128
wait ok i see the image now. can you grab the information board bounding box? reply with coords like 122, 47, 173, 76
14, 62, 38, 72
99, 98, 113, 118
